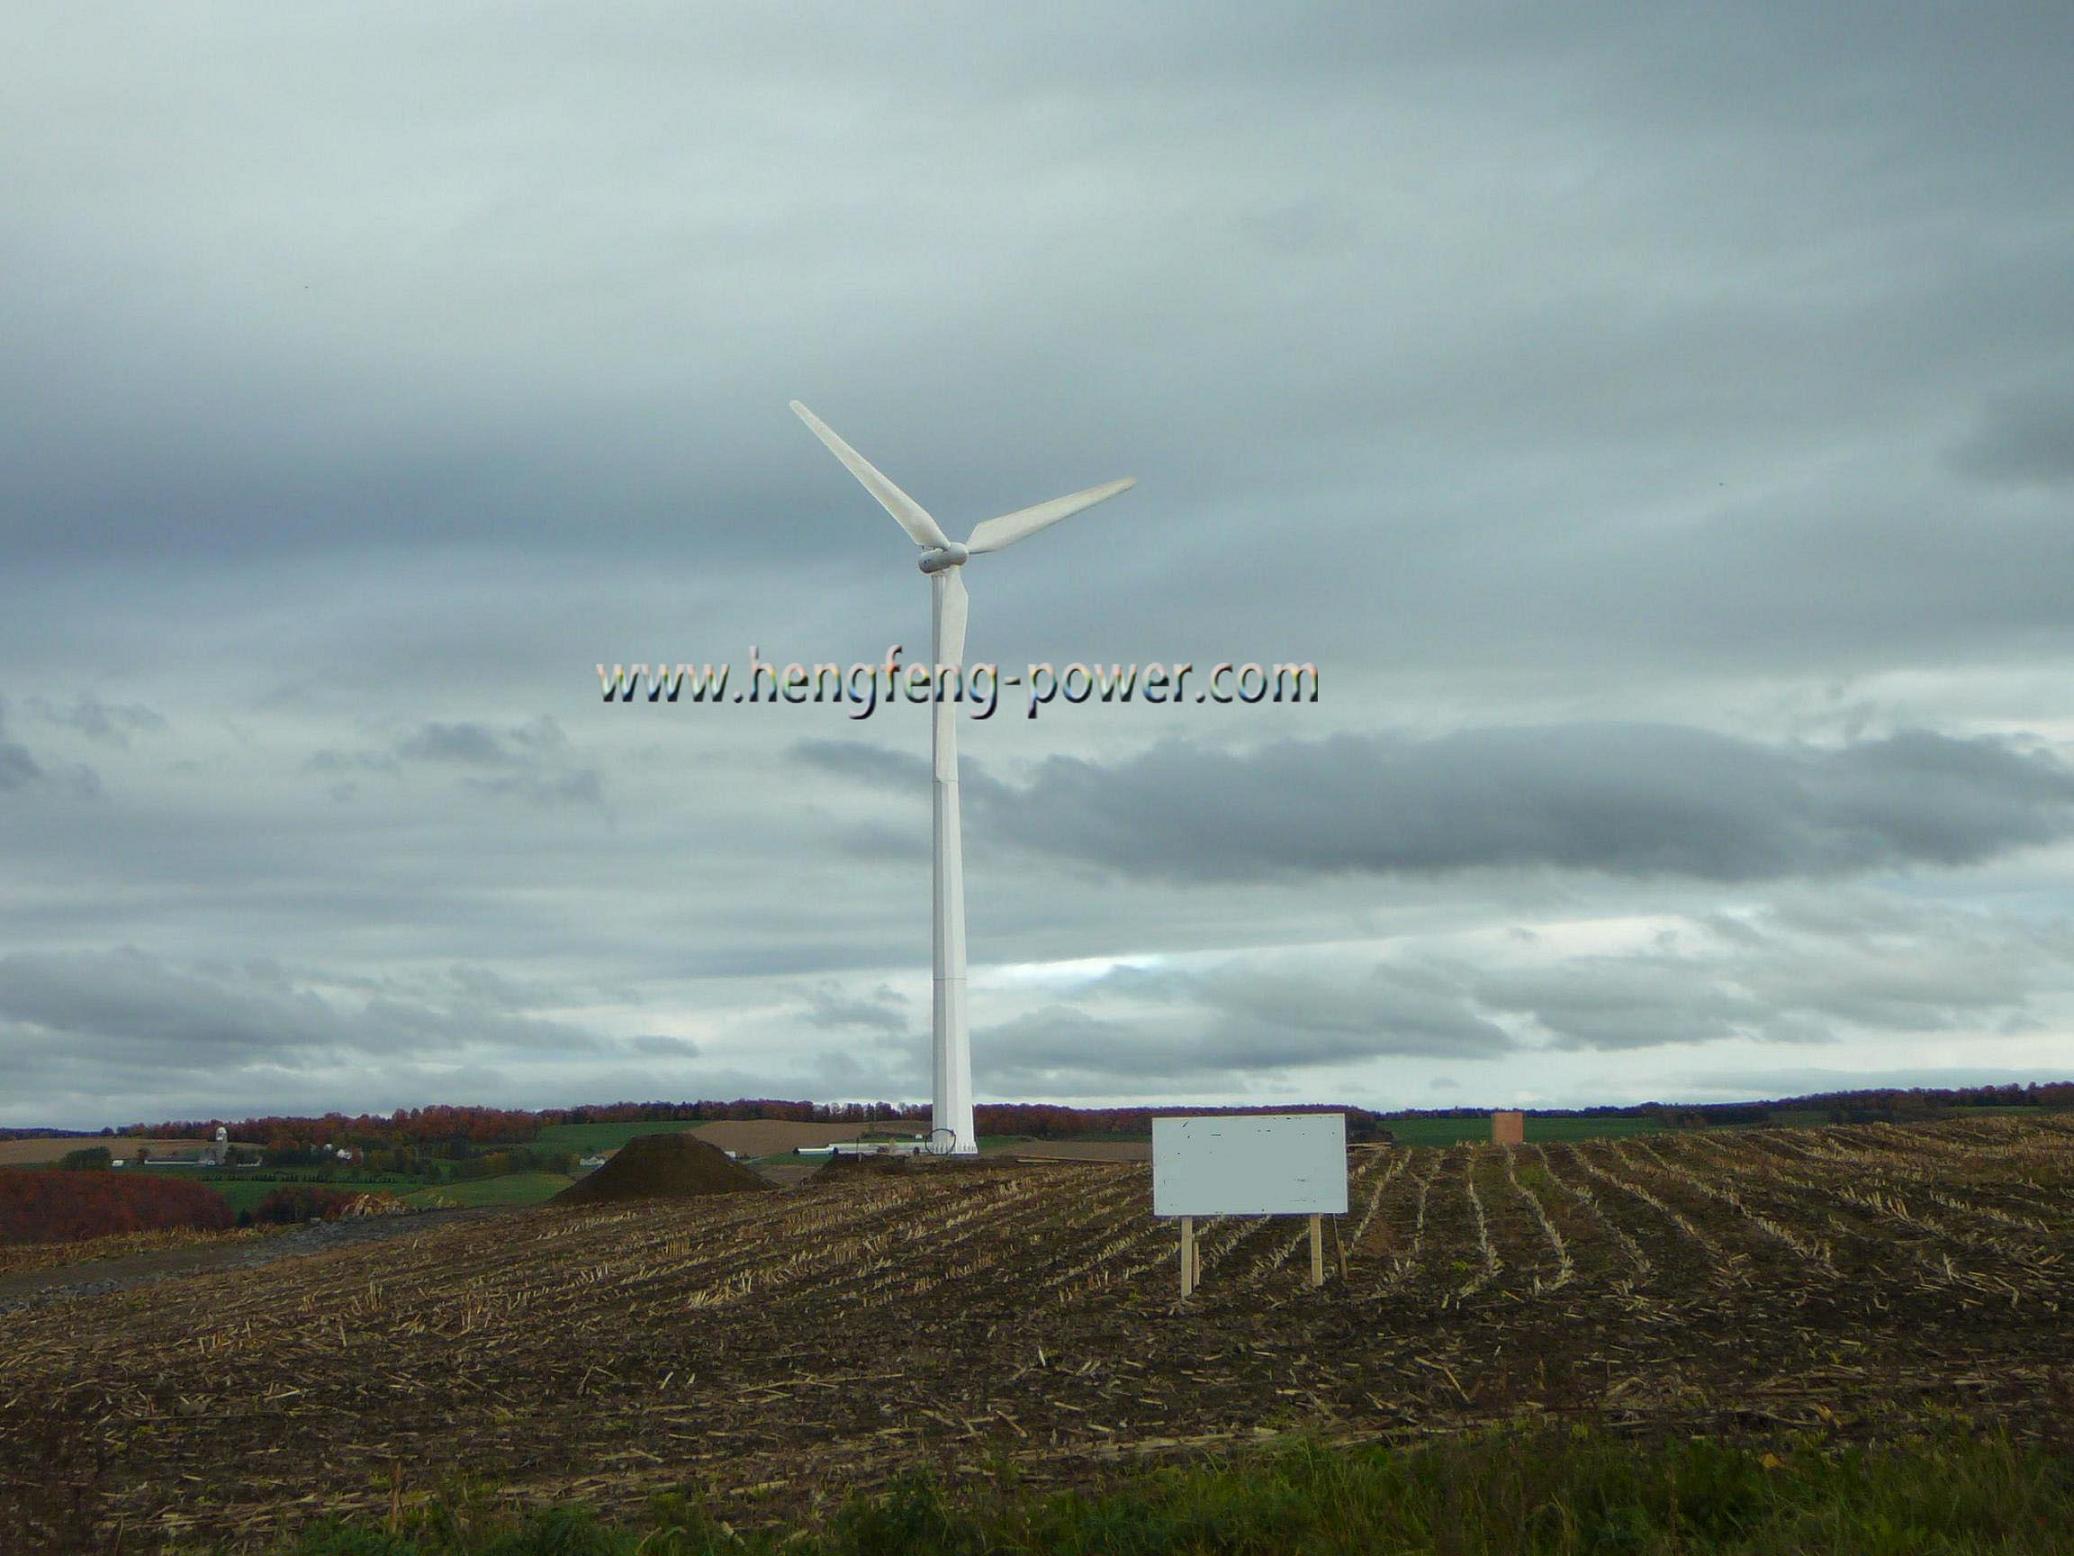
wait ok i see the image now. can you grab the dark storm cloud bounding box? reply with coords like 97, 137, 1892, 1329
1088, 959, 1513, 1059
306, 748, 400, 776
466, 768, 604, 808
793, 740, 929, 789
790, 1041, 930, 1102
3, 5, 2074, 1121
801, 726, 2074, 883
1193, 964, 1513, 1060
801, 982, 911, 1034
311, 717, 603, 807
976, 1008, 1161, 1091
966, 893, 2074, 1090
1446, 895, 2074, 1056
625, 1035, 702, 1058
0, 947, 605, 1066
1468, 960, 1799, 1052
1695, 897, 2074, 1039
0, 0, 2068, 706
24, 694, 167, 746
1953, 384, 2074, 487
396, 720, 571, 769
0, 701, 42, 791
0, 697, 100, 798
0, 1, 2065, 670
979, 958, 1513, 1093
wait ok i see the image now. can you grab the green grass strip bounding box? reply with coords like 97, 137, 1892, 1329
253, 1422, 2074, 1556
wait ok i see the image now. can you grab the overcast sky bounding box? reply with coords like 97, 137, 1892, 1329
4, 4, 2073, 1128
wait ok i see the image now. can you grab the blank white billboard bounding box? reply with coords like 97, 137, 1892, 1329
1152, 1113, 1348, 1217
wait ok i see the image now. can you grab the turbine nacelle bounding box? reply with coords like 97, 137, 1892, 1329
918, 543, 969, 574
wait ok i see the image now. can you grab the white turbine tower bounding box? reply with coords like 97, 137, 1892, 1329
791, 401, 1135, 1155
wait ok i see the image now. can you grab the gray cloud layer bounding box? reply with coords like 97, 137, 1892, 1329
312, 718, 603, 807
0, 701, 40, 791
0, 948, 602, 1063
3, 6, 2073, 1123
964, 893, 2074, 1093
803, 726, 2074, 883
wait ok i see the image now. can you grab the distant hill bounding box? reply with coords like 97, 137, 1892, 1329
0, 1138, 226, 1168
69, 1079, 2074, 1157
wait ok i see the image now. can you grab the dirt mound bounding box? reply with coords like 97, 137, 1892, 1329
552, 1132, 773, 1206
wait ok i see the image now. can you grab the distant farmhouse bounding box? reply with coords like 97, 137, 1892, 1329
116, 1127, 246, 1168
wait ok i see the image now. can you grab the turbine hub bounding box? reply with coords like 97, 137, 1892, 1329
918, 543, 969, 574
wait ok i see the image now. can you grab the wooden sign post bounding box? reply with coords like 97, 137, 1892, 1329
1153, 1114, 1349, 1299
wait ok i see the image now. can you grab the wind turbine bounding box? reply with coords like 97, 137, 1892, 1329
791, 401, 1135, 1155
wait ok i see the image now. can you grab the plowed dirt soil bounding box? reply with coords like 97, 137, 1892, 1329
2, 1117, 2069, 1550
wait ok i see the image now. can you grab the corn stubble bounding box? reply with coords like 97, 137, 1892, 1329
1, 1116, 2069, 1549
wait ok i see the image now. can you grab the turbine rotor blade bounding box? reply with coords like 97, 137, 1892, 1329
936, 568, 969, 670
790, 400, 951, 550
965, 476, 1136, 555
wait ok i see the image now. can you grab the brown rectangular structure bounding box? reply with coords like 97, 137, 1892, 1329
1492, 1110, 1525, 1145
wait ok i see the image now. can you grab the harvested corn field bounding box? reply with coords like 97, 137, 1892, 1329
2, 1115, 2071, 1549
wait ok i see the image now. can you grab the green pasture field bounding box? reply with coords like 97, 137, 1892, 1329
533, 1120, 707, 1153
200, 1178, 326, 1215
172, 1172, 418, 1216
402, 1171, 573, 1208
257, 1421, 2074, 1555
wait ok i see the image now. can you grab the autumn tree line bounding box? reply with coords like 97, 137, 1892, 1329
119, 1099, 1395, 1154
82, 1082, 2074, 1160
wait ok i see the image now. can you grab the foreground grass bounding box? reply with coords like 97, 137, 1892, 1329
257, 1425, 2073, 1555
